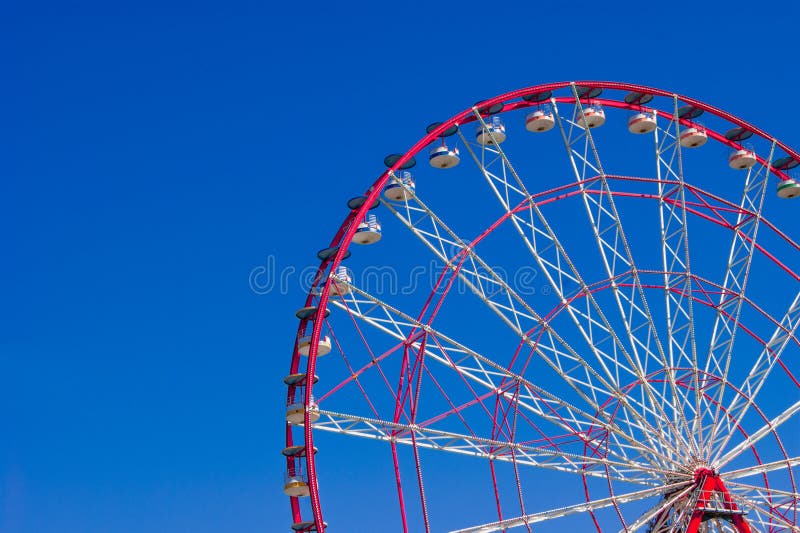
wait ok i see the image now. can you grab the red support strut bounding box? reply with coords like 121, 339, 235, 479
686, 469, 752, 533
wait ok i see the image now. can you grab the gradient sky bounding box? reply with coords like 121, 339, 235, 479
4, 1, 800, 532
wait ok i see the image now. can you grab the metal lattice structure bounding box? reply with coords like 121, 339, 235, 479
284, 81, 800, 532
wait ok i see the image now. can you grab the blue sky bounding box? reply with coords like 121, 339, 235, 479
3, 1, 800, 532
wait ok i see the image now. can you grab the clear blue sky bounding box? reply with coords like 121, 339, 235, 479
3, 1, 800, 532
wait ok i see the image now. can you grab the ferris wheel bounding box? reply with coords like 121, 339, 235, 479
283, 81, 800, 532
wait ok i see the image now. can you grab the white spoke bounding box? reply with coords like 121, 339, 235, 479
725, 457, 800, 480
716, 398, 800, 469
733, 494, 800, 531
727, 480, 800, 508
711, 290, 800, 464
618, 484, 695, 532
313, 409, 665, 483
447, 482, 691, 533
703, 142, 776, 457
653, 99, 704, 452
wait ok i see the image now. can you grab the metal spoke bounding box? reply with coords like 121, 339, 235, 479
702, 142, 776, 457
715, 398, 800, 469
727, 480, 800, 514
617, 484, 695, 532
447, 482, 691, 533
313, 409, 667, 483
733, 494, 800, 531
711, 291, 800, 465
725, 457, 800, 480
651, 98, 705, 455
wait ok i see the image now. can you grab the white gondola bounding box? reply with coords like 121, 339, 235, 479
777, 178, 800, 198
328, 266, 352, 296
297, 334, 331, 356
525, 109, 555, 132
728, 148, 757, 170
429, 143, 460, 168
628, 111, 657, 134
353, 214, 382, 244
680, 125, 708, 148
384, 171, 415, 201
577, 104, 605, 129
284, 473, 310, 498
476, 116, 506, 145
286, 398, 320, 424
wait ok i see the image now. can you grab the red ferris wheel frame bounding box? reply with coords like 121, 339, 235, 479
285, 81, 800, 532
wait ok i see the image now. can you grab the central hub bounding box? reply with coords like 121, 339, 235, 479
693, 466, 717, 483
